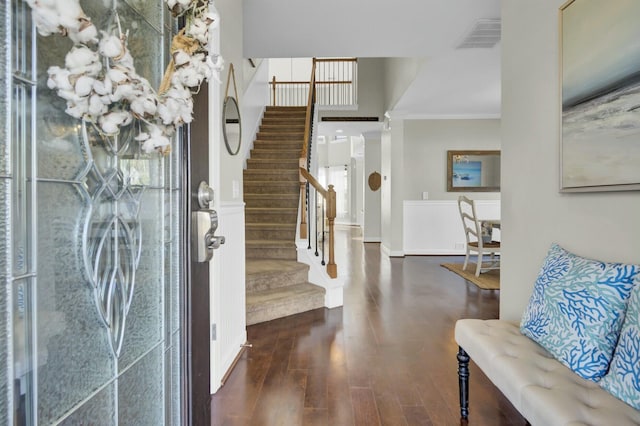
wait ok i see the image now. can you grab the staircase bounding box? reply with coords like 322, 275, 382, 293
244, 106, 325, 326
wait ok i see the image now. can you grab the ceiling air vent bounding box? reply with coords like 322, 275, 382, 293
456, 18, 501, 49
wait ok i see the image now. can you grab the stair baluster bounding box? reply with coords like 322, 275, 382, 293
321, 195, 326, 266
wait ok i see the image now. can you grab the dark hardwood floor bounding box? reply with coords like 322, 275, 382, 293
210, 226, 526, 425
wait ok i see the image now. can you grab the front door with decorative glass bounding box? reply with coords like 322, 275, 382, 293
3, 0, 221, 424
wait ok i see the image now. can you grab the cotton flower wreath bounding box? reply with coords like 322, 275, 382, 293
26, 0, 223, 154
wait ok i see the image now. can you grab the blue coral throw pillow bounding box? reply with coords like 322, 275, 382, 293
600, 282, 640, 409
520, 243, 640, 381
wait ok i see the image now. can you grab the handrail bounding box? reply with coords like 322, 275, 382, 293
302, 58, 316, 160
297, 59, 338, 279
298, 57, 316, 241
300, 167, 327, 198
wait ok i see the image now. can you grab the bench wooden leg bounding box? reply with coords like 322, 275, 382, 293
457, 346, 470, 419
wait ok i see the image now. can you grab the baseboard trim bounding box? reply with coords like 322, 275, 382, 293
404, 249, 466, 255
381, 244, 404, 258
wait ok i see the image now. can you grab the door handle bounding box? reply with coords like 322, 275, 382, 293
206, 234, 226, 250
192, 209, 225, 262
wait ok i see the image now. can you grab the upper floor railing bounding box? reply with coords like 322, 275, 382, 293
271, 58, 357, 108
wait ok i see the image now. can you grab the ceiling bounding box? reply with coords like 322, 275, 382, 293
243, 0, 501, 135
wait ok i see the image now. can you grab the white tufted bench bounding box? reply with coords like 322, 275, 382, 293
455, 319, 640, 426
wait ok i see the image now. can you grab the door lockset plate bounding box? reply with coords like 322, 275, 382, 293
192, 209, 225, 262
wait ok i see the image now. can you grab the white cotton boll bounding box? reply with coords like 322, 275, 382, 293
140, 124, 171, 153
99, 111, 131, 134
107, 68, 128, 84
75, 75, 95, 97
156, 103, 171, 125
179, 105, 193, 124
186, 20, 208, 44
47, 67, 73, 91
55, 0, 83, 29
177, 0, 191, 6
157, 100, 179, 125
177, 67, 202, 88
65, 46, 100, 75
65, 100, 89, 119
99, 33, 124, 58
32, 8, 61, 36
93, 76, 113, 96
165, 87, 190, 102
99, 116, 120, 134
166, 0, 177, 9
88, 94, 108, 116
130, 98, 147, 117
141, 134, 170, 154
142, 98, 157, 115
141, 139, 158, 153
84, 60, 102, 77
111, 84, 136, 102
173, 50, 190, 67
70, 21, 98, 44
55, 0, 82, 18
134, 132, 149, 141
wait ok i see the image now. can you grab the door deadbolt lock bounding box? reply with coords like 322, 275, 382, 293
192, 209, 225, 262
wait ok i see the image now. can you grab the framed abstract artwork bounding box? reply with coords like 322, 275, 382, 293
560, 0, 640, 192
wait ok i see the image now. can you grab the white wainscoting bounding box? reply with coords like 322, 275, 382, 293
210, 202, 247, 393
403, 200, 501, 255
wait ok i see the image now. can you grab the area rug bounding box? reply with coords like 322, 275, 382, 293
441, 263, 500, 290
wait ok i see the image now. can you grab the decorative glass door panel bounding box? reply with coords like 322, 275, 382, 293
5, 0, 184, 424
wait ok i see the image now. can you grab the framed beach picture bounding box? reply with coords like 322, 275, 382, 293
447, 150, 500, 192
560, 0, 640, 192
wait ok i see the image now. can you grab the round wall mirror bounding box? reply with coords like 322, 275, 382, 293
223, 96, 241, 155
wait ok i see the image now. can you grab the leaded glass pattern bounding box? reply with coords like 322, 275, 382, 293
118, 344, 164, 426
36, 182, 114, 423
58, 383, 116, 426
1, 0, 11, 424
0, 180, 11, 426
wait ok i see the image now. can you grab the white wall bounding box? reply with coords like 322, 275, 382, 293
381, 120, 405, 256
240, 60, 270, 167
218, 0, 246, 203
269, 58, 313, 81
352, 156, 364, 226
383, 58, 426, 112
364, 133, 382, 242
211, 0, 248, 392
402, 119, 501, 201
501, 1, 640, 321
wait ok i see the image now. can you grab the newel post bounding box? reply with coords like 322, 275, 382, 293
271, 76, 277, 106
326, 185, 337, 278
299, 162, 308, 240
